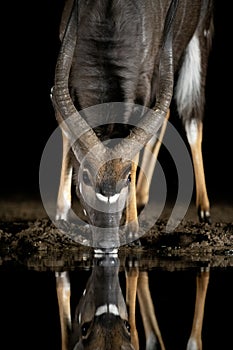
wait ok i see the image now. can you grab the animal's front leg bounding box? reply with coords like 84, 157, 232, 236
125, 261, 139, 350
126, 155, 140, 242
56, 271, 71, 350
185, 120, 211, 223
137, 271, 165, 350
56, 130, 73, 224
136, 110, 170, 213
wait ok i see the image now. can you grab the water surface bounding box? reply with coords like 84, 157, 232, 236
0, 251, 232, 350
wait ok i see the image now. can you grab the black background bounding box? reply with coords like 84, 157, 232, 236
1, 1, 232, 203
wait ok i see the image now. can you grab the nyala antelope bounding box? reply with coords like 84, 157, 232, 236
51, 0, 214, 251
56, 257, 210, 350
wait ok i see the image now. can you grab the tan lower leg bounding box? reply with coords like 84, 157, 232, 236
136, 110, 170, 208
137, 272, 165, 350
187, 268, 209, 350
126, 154, 139, 233
56, 272, 71, 350
125, 267, 139, 350
188, 121, 210, 214
56, 131, 73, 221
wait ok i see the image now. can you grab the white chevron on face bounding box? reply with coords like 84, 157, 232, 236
96, 193, 120, 204
95, 304, 120, 317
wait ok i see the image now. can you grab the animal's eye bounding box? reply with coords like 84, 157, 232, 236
81, 321, 91, 337
83, 170, 91, 186
124, 320, 131, 333
127, 173, 131, 184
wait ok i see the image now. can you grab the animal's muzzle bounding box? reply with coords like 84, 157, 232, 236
90, 211, 122, 251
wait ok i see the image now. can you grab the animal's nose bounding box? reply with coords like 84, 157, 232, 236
100, 181, 116, 197
94, 247, 119, 255
95, 242, 119, 253
91, 225, 121, 251
96, 256, 119, 266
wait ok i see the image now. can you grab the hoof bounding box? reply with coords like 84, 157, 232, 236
125, 256, 139, 269
55, 219, 71, 232
128, 238, 142, 247
124, 220, 140, 244
198, 207, 212, 224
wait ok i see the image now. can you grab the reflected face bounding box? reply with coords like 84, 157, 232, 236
70, 257, 135, 350
73, 314, 134, 350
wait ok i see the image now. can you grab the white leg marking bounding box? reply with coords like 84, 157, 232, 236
185, 119, 198, 145
187, 338, 198, 350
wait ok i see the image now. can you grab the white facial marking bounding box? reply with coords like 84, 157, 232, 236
79, 183, 83, 195
94, 248, 119, 256
109, 304, 120, 315
95, 304, 120, 317
96, 193, 120, 203
96, 193, 108, 202
175, 34, 201, 118
185, 119, 198, 145
109, 193, 120, 203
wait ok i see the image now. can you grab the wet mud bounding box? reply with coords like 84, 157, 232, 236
0, 197, 232, 270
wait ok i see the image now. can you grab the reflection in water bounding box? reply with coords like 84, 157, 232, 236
56, 255, 209, 350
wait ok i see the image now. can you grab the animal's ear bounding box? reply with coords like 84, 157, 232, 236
59, 0, 75, 42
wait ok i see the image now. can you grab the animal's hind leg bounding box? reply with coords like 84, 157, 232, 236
175, 26, 213, 223
136, 110, 170, 213
187, 267, 210, 350
185, 119, 211, 223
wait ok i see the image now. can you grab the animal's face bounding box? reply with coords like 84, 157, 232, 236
73, 157, 133, 250
72, 319, 134, 350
